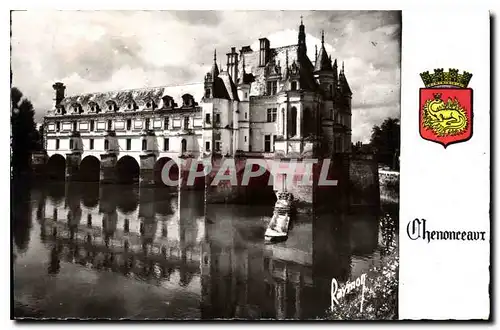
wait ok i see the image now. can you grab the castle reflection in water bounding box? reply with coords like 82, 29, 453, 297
14, 182, 397, 319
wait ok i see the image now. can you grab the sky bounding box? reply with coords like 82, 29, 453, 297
11, 10, 401, 143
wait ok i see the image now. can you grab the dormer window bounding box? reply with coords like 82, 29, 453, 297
162, 95, 175, 108
106, 101, 117, 112
89, 102, 100, 113
125, 101, 137, 111
181, 94, 195, 108
291, 81, 298, 91
70, 102, 83, 114
144, 100, 156, 110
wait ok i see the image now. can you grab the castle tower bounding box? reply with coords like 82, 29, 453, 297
335, 61, 353, 153
314, 31, 334, 96
204, 50, 219, 99
333, 58, 338, 92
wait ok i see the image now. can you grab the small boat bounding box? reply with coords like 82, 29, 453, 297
265, 192, 294, 243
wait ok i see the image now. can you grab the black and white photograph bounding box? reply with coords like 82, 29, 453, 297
11, 10, 401, 320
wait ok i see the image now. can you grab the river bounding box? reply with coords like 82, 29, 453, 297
12, 180, 398, 320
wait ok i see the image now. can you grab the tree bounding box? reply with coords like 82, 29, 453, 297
11, 87, 38, 177
369, 118, 400, 170
34, 123, 45, 151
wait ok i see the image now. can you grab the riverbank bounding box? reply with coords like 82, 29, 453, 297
327, 213, 398, 320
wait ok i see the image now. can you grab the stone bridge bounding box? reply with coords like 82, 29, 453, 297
33, 150, 378, 213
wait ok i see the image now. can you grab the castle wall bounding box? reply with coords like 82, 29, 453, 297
349, 153, 380, 212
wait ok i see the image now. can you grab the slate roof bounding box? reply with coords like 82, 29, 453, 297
238, 44, 318, 96
57, 83, 205, 112
314, 44, 332, 72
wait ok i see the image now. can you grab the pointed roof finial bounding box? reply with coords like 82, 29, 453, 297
321, 30, 325, 44
214, 49, 217, 62
286, 49, 289, 68
300, 15, 303, 25
315, 45, 318, 61
342, 61, 344, 71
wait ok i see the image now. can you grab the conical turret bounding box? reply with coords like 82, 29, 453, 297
314, 30, 332, 72
211, 49, 219, 78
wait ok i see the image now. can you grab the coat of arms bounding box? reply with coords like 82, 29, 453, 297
419, 69, 473, 148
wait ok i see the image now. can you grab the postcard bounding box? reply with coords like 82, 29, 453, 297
9, 8, 491, 321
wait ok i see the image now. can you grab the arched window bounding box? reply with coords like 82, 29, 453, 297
142, 139, 147, 151
288, 106, 297, 138
104, 139, 109, 150
124, 219, 130, 233
291, 81, 297, 91
329, 84, 333, 97
181, 139, 187, 153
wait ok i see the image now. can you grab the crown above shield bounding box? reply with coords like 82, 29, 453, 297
420, 68, 472, 88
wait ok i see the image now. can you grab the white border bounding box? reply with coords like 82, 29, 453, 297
3, 1, 498, 328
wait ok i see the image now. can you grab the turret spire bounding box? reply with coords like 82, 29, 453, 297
315, 45, 318, 62
298, 16, 307, 57
210, 49, 219, 78
314, 30, 332, 72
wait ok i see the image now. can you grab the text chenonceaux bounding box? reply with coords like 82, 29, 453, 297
407, 218, 487, 243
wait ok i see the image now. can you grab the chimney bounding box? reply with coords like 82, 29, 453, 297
226, 47, 239, 83
52, 82, 66, 108
259, 38, 270, 67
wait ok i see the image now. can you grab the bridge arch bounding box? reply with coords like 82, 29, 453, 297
79, 155, 100, 182
46, 154, 66, 180
47, 182, 65, 205
81, 182, 99, 209
116, 155, 140, 184
116, 185, 139, 214
154, 157, 179, 187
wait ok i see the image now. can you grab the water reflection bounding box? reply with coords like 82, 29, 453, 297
12, 182, 33, 253
13, 181, 398, 319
